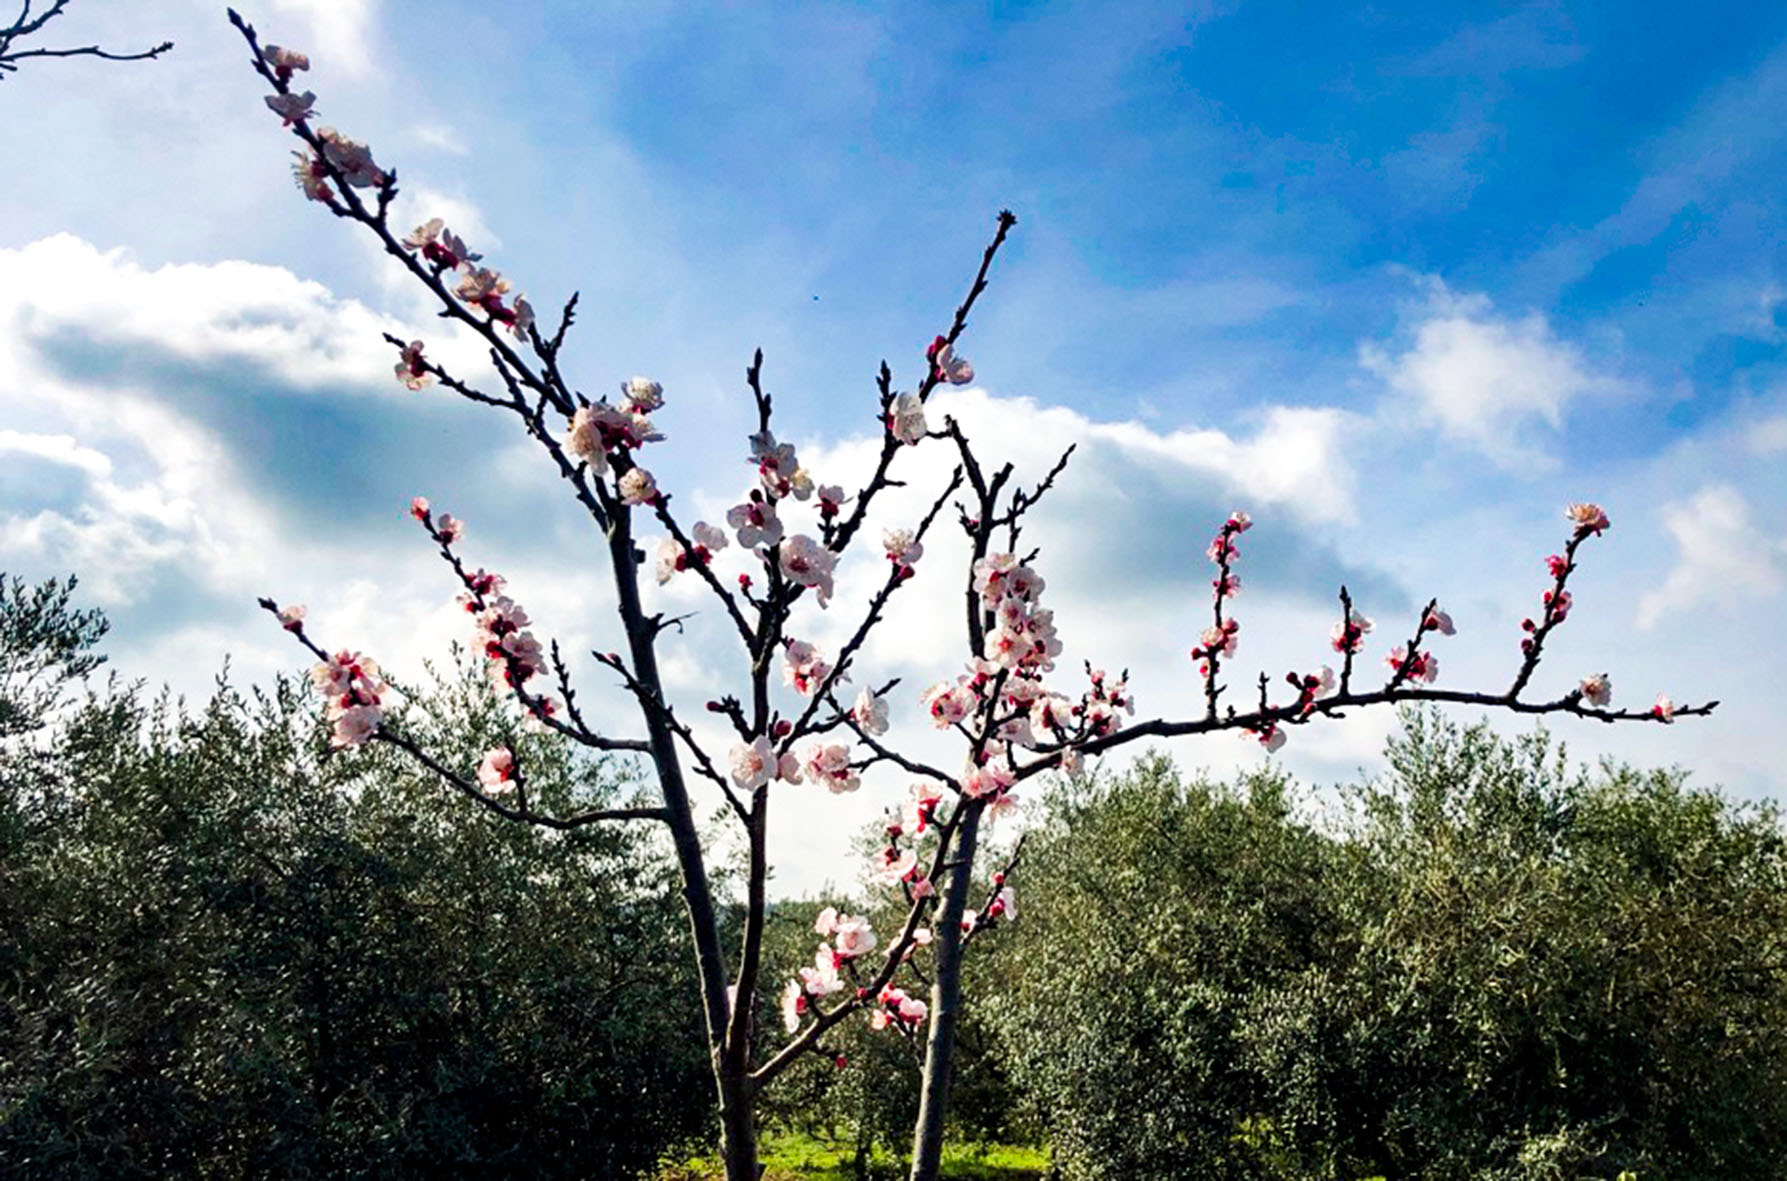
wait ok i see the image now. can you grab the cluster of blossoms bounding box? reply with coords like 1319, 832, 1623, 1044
975, 554, 1061, 674
408, 499, 553, 716
566, 377, 667, 501
779, 908, 880, 1033
870, 985, 928, 1031
1523, 504, 1607, 651
1192, 512, 1251, 674
263, 48, 394, 206
885, 335, 977, 446
918, 556, 1115, 806
728, 733, 802, 791
309, 648, 388, 749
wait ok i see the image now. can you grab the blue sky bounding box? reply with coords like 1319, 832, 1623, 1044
3, 0, 1784, 894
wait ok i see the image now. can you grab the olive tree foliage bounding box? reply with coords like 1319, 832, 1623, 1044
0, 579, 711, 1178
993, 715, 1787, 1181
0, 1, 170, 81
224, 8, 1712, 1178
992, 755, 1337, 1180
0, 574, 107, 741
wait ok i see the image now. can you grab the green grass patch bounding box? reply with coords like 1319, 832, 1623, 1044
658, 1132, 1048, 1179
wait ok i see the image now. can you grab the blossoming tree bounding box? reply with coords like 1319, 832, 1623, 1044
229, 12, 1715, 1180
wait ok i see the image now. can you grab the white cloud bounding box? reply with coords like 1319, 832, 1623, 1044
413, 124, 471, 156
1361, 278, 1620, 468
1748, 414, 1787, 456
1636, 484, 1786, 629
0, 430, 113, 478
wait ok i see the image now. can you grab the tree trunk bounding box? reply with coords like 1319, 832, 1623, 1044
719, 1075, 760, 1181
607, 516, 754, 1179
908, 802, 983, 1181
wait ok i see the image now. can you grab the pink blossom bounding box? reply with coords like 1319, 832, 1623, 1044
802, 743, 860, 794
401, 219, 481, 270
781, 979, 807, 1032
316, 127, 385, 188
277, 604, 306, 631
1030, 694, 1074, 736
852, 687, 889, 736
1242, 722, 1286, 752
331, 703, 382, 749
923, 682, 975, 729
991, 885, 1017, 921
621, 377, 664, 413
564, 408, 611, 475
1545, 589, 1572, 624
1387, 646, 1438, 684
888, 392, 927, 445
262, 44, 309, 81
818, 484, 850, 520
618, 467, 658, 506
726, 495, 783, 549
436, 513, 465, 543
290, 150, 333, 203
1329, 609, 1373, 654
409, 496, 430, 521
1228, 510, 1252, 533
1652, 693, 1677, 723
477, 747, 517, 794
1566, 502, 1611, 536
883, 527, 924, 567
729, 737, 776, 790
879, 847, 918, 884
778, 535, 837, 606
801, 944, 844, 997
395, 340, 432, 390
455, 266, 522, 325
264, 91, 315, 126
962, 757, 1014, 800
832, 914, 877, 958
1580, 673, 1613, 708
813, 907, 839, 936
1422, 606, 1456, 636
1198, 618, 1239, 659
782, 639, 834, 695
1081, 699, 1121, 739
692, 521, 728, 556
929, 336, 974, 385
508, 295, 535, 341
903, 782, 943, 834
655, 537, 687, 585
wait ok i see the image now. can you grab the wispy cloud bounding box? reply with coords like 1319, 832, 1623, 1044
1637, 483, 1786, 630
1362, 276, 1622, 468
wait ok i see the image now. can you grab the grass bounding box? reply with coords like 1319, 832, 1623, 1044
658, 1133, 1048, 1180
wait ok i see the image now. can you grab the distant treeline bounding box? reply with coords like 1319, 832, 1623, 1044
4, 575, 1785, 1179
